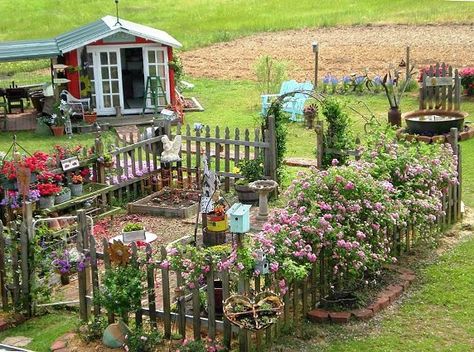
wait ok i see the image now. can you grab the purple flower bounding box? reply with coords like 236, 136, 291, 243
344, 181, 355, 190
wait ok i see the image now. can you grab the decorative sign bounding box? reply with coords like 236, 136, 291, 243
17, 166, 31, 198
60, 157, 80, 171
200, 196, 214, 213
103, 32, 136, 43
425, 76, 453, 87
223, 291, 284, 331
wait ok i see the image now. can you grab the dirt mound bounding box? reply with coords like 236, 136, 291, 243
181, 24, 474, 81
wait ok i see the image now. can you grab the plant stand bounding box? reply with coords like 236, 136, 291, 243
248, 180, 278, 222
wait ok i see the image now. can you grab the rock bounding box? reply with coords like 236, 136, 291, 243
50, 339, 66, 351
2, 336, 32, 347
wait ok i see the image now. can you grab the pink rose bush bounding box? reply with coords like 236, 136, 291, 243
164, 130, 458, 296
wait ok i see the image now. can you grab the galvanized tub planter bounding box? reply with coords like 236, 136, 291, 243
128, 188, 200, 218
403, 109, 468, 135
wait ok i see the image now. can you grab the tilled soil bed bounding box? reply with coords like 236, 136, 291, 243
181, 24, 474, 81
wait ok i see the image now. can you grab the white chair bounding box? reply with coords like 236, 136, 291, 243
60, 90, 91, 118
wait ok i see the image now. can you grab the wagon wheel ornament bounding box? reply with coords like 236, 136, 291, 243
223, 291, 284, 332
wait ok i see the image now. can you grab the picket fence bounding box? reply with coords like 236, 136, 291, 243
74, 156, 462, 352
93, 117, 276, 206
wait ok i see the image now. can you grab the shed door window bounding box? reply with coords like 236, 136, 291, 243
99, 51, 121, 108
143, 47, 169, 107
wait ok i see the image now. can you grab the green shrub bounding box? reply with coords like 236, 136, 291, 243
125, 326, 163, 352
321, 97, 353, 167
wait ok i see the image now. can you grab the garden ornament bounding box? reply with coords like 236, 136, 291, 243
223, 291, 283, 331
160, 134, 182, 162
108, 241, 130, 266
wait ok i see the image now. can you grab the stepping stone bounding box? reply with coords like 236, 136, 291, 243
2, 336, 32, 347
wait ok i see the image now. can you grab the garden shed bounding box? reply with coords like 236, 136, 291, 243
0, 15, 182, 116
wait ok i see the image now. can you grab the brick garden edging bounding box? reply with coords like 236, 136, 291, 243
0, 313, 26, 332
396, 126, 474, 144
307, 268, 416, 324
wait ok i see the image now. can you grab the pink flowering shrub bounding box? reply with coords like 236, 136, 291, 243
361, 130, 458, 235
164, 129, 458, 297
460, 67, 474, 96
280, 164, 402, 291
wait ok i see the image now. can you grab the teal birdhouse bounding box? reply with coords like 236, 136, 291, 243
227, 203, 251, 234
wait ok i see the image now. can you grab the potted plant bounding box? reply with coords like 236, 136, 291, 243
206, 203, 228, 234
70, 174, 84, 197
381, 66, 415, 127
303, 104, 318, 129
37, 183, 61, 209
234, 158, 264, 203
54, 186, 71, 204
97, 153, 113, 168
52, 250, 72, 285
50, 110, 66, 137
83, 108, 97, 124
98, 258, 144, 347
122, 223, 145, 243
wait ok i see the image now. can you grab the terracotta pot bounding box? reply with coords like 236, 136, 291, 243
234, 184, 259, 204
51, 126, 65, 137
388, 108, 401, 127
84, 113, 97, 124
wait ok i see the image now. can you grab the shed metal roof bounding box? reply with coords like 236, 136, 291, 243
0, 16, 182, 62
0, 39, 59, 62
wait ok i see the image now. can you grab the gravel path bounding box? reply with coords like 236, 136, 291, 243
181, 24, 474, 81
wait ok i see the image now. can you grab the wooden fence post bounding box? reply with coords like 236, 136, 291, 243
0, 221, 7, 311
77, 210, 88, 322
315, 120, 324, 169
265, 115, 277, 182
206, 269, 216, 340
95, 135, 106, 185
161, 246, 171, 339
449, 128, 459, 223
20, 202, 33, 317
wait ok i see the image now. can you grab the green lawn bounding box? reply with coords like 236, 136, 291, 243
0, 312, 77, 351
274, 232, 474, 352
0, 1, 472, 49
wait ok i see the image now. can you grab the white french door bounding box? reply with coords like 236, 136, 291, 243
143, 47, 170, 109
87, 47, 124, 115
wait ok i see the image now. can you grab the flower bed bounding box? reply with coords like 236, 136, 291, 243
164, 129, 458, 306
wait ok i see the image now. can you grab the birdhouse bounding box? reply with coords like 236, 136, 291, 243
254, 249, 269, 275
227, 203, 251, 234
